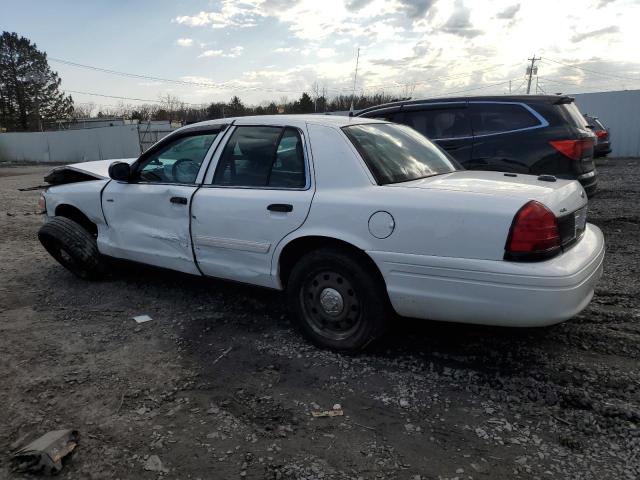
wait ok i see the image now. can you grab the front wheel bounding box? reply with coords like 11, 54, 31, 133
38, 217, 106, 280
286, 248, 390, 352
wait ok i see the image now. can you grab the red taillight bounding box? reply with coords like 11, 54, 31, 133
595, 130, 608, 139
505, 201, 560, 260
549, 138, 594, 160
38, 194, 46, 213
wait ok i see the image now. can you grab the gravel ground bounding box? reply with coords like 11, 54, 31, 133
0, 159, 638, 480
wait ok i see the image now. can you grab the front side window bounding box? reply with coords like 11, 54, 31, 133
213, 126, 306, 188
343, 123, 459, 185
471, 103, 540, 136
138, 132, 218, 184
402, 108, 471, 140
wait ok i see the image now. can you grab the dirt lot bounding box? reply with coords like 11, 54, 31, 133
0, 159, 638, 480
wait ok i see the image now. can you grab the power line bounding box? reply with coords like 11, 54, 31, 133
64, 89, 206, 106
50, 55, 523, 97
50, 57, 333, 94
541, 58, 640, 82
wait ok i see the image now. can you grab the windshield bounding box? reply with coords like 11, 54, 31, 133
343, 123, 459, 185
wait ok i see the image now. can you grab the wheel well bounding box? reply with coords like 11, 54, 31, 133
55, 204, 98, 236
278, 236, 385, 289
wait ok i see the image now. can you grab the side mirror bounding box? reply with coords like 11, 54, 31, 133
108, 161, 131, 182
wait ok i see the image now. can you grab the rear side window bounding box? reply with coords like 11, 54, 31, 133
471, 103, 540, 135
213, 126, 305, 188
561, 102, 590, 129
401, 108, 471, 139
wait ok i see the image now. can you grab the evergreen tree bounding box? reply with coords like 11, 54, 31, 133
0, 31, 74, 131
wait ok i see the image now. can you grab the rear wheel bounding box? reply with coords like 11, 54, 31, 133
287, 248, 389, 352
38, 217, 106, 280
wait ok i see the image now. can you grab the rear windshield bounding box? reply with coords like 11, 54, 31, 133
342, 123, 459, 185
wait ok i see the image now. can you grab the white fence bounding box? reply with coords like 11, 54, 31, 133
0, 122, 178, 163
0, 125, 141, 163
573, 89, 640, 157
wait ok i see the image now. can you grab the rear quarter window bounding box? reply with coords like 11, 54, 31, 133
559, 102, 590, 129
470, 103, 541, 135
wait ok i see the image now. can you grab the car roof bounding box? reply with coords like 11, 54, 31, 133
357, 94, 574, 116
180, 114, 383, 133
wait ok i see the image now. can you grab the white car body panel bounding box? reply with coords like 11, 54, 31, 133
42, 114, 604, 328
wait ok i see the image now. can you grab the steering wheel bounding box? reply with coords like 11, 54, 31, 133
172, 158, 199, 184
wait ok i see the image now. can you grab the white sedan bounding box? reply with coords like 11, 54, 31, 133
38, 115, 605, 351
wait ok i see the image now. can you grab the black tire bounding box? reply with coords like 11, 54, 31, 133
286, 248, 390, 352
38, 217, 106, 280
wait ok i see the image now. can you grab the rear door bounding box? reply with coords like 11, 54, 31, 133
398, 103, 472, 164
191, 125, 314, 288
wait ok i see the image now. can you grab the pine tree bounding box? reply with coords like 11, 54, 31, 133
0, 31, 74, 131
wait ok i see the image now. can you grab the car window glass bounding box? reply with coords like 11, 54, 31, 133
471, 103, 540, 135
343, 123, 458, 185
270, 128, 306, 188
213, 126, 282, 187
401, 109, 471, 139
138, 132, 218, 184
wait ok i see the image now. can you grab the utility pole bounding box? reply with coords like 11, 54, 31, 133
349, 47, 360, 116
526, 54, 540, 94
509, 80, 512, 94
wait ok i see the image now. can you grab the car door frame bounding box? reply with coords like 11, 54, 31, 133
99, 123, 232, 274
192, 122, 315, 288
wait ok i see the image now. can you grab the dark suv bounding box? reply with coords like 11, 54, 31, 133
357, 95, 598, 196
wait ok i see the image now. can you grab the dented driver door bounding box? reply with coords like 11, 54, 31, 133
99, 127, 227, 275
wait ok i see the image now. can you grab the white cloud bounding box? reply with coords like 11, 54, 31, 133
199, 49, 224, 57
176, 38, 194, 47
198, 46, 245, 59
226, 46, 245, 58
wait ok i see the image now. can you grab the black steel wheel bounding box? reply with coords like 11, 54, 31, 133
287, 247, 389, 352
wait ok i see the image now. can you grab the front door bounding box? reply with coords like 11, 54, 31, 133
191, 125, 314, 288
100, 128, 225, 274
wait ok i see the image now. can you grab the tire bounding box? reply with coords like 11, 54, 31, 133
38, 217, 106, 280
286, 248, 390, 352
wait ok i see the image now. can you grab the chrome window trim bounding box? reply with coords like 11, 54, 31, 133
389, 100, 549, 141
434, 101, 549, 141
201, 124, 312, 191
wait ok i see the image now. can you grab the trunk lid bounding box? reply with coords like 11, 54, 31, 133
391, 170, 588, 217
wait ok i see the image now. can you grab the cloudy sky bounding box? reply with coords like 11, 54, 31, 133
3, 0, 640, 109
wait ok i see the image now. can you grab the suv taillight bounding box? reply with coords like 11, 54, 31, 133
549, 138, 594, 160
505, 201, 561, 261
595, 130, 608, 139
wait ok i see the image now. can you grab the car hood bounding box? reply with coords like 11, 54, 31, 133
390, 170, 588, 216
44, 158, 137, 185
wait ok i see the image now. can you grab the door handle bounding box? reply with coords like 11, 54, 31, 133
267, 203, 293, 213
440, 143, 462, 151
170, 196, 188, 205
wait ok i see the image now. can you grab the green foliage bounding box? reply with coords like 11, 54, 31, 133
0, 31, 74, 131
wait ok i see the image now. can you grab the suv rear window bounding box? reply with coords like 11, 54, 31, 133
343, 123, 458, 185
471, 103, 540, 135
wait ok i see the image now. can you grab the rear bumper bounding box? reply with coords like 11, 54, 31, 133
369, 224, 605, 327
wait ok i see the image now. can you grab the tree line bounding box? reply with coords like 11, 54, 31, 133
75, 91, 400, 126
1, 31, 401, 132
